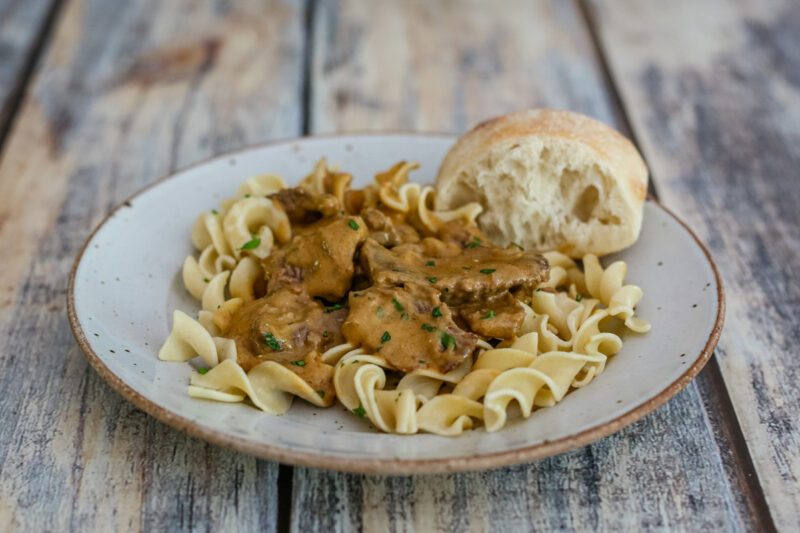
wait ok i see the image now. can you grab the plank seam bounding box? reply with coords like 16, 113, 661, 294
279, 0, 317, 529
277, 463, 294, 533
577, 1, 777, 530
0, 0, 65, 159
301, 0, 318, 135
697, 359, 778, 532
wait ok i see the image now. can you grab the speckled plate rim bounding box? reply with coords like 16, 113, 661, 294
67, 133, 725, 475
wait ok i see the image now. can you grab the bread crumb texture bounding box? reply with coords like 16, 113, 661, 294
435, 110, 648, 258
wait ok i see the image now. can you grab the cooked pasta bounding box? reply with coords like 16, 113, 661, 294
158, 159, 650, 436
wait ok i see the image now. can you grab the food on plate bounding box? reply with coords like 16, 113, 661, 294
159, 156, 650, 435
434, 109, 649, 258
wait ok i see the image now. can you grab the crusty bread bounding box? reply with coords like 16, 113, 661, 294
435, 109, 648, 258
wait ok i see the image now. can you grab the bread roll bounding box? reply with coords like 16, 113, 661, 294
435, 109, 648, 258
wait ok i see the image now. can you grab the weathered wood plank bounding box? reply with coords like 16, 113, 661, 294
0, 0, 306, 529
293, 0, 754, 530
0, 0, 59, 135
589, 0, 800, 528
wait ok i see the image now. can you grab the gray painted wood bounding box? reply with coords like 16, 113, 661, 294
0, 0, 59, 132
0, 0, 306, 529
293, 1, 757, 530
589, 0, 800, 529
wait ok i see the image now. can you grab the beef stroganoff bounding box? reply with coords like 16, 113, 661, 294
159, 160, 650, 435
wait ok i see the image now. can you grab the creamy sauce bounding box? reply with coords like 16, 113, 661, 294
342, 282, 477, 373
223, 179, 550, 405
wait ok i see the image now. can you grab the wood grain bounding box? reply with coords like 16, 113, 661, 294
0, 0, 306, 529
293, 1, 755, 530
0, 0, 59, 136
588, 0, 800, 529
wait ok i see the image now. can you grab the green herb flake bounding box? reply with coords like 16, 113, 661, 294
290, 359, 306, 367
376, 306, 385, 318
241, 235, 261, 250
324, 303, 343, 313
421, 323, 436, 332
392, 298, 404, 312
322, 330, 329, 338
380, 331, 391, 343
347, 219, 360, 231
211, 209, 219, 215
203, 277, 210, 283
432, 307, 442, 318
264, 332, 283, 351
198, 367, 209, 375
575, 294, 583, 302
401, 312, 409, 320
482, 310, 496, 320
244, 193, 251, 198
353, 405, 367, 418
480, 268, 496, 275
426, 260, 435, 266
316, 390, 326, 398
427, 276, 437, 284
440, 332, 456, 350
418, 359, 426, 365
465, 237, 482, 249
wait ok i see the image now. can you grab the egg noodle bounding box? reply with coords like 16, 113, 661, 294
159, 160, 650, 436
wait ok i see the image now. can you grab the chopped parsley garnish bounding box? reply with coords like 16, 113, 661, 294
576, 294, 583, 302
211, 209, 219, 215
290, 360, 306, 367
380, 331, 391, 343
392, 298, 404, 312
418, 359, 426, 365
427, 276, 437, 284
482, 310, 496, 320
317, 390, 326, 398
241, 235, 261, 250
244, 193, 251, 198
203, 277, 210, 283
426, 260, 435, 266
432, 307, 442, 318
465, 237, 482, 249
401, 312, 409, 320
421, 323, 436, 332
264, 333, 283, 351
198, 367, 209, 375
353, 404, 367, 418
347, 219, 360, 231
440, 332, 457, 350
376, 306, 385, 318
324, 303, 343, 313
511, 242, 524, 250
322, 330, 329, 338
479, 268, 496, 275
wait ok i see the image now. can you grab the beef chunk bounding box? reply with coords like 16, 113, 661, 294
360, 239, 549, 305
457, 292, 525, 339
270, 187, 340, 224
361, 208, 421, 248
342, 282, 477, 373
264, 216, 367, 300
224, 287, 346, 385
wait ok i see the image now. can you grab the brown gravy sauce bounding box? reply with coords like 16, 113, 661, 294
220, 182, 550, 406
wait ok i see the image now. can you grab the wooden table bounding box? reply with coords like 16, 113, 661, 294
0, 0, 796, 530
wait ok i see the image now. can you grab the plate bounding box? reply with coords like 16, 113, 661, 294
68, 134, 724, 474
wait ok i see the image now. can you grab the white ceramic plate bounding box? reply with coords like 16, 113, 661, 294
68, 134, 724, 474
